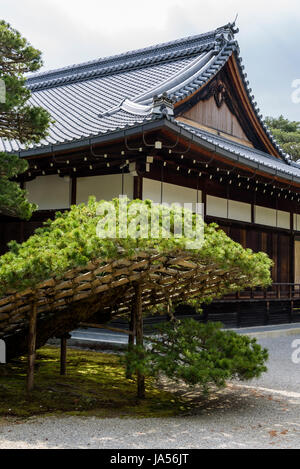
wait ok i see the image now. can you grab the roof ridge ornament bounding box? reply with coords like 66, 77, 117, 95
214, 20, 239, 52
214, 33, 226, 53
151, 93, 174, 118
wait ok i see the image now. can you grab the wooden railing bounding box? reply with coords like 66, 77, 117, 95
216, 283, 300, 302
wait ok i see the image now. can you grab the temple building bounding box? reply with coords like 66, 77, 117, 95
1, 22, 300, 325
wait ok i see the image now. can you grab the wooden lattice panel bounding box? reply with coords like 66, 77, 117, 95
0, 249, 248, 351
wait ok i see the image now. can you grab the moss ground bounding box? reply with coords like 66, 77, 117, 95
0, 346, 189, 420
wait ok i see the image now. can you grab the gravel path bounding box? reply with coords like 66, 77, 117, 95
1, 334, 300, 449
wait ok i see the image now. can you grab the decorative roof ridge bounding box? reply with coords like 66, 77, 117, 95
26, 23, 237, 91
98, 38, 237, 119
169, 41, 237, 103
27, 43, 214, 92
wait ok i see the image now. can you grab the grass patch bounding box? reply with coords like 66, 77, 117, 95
0, 346, 188, 419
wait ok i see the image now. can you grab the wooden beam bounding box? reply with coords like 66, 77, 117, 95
27, 300, 37, 393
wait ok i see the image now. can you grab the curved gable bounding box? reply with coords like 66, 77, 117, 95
174, 54, 284, 159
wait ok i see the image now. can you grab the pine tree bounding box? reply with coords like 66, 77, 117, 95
0, 20, 51, 219
265, 115, 300, 161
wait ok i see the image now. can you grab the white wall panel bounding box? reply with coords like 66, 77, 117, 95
277, 210, 290, 229
255, 206, 276, 227
76, 174, 134, 204
143, 178, 200, 207
25, 175, 70, 210
228, 200, 251, 223
206, 195, 228, 219
294, 214, 300, 231
142, 178, 161, 203
255, 205, 290, 229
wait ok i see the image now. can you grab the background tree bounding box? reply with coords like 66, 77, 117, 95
265, 115, 300, 161
0, 20, 51, 219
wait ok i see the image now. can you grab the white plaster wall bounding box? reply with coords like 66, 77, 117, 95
142, 178, 161, 203
206, 195, 228, 219
25, 175, 70, 210
255, 205, 277, 227
277, 210, 290, 229
294, 214, 300, 231
76, 174, 134, 204
255, 206, 290, 229
228, 200, 251, 223
142, 178, 200, 207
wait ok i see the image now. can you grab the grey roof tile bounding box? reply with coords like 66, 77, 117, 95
177, 121, 300, 181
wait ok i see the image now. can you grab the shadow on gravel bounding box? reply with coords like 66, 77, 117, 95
158, 377, 299, 418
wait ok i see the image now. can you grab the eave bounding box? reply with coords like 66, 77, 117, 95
16, 117, 300, 190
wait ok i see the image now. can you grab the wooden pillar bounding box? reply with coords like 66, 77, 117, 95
133, 175, 143, 200
27, 300, 37, 393
202, 187, 207, 220
134, 282, 145, 398
290, 231, 295, 285
60, 333, 71, 376
71, 177, 77, 205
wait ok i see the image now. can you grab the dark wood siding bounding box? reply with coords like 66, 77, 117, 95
216, 221, 292, 284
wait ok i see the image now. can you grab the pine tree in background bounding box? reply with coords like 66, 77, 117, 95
0, 20, 51, 219
265, 115, 300, 162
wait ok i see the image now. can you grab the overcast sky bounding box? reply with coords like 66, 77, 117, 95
2, 0, 300, 120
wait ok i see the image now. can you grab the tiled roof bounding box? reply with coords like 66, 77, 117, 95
0, 22, 290, 167
177, 121, 300, 182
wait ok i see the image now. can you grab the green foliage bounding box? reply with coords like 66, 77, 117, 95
265, 115, 300, 161
0, 20, 52, 219
0, 197, 272, 297
125, 320, 268, 393
0, 152, 37, 219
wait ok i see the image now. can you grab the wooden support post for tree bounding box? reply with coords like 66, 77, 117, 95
290, 300, 294, 323
264, 300, 270, 325
236, 303, 241, 328
27, 299, 37, 393
126, 308, 135, 379
60, 333, 71, 376
134, 282, 145, 399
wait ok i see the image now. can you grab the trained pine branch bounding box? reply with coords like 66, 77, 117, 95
0, 197, 272, 360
